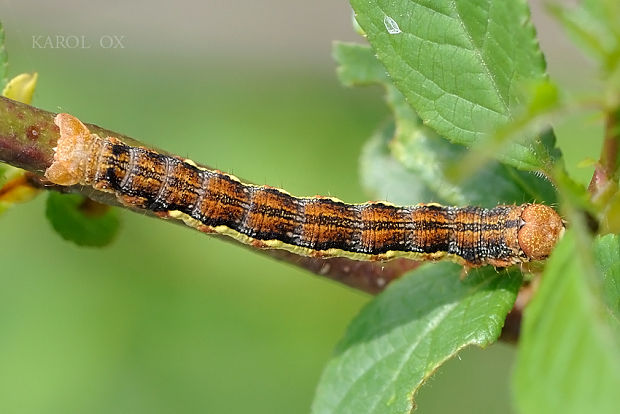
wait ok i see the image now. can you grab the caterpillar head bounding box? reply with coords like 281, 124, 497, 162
518, 204, 565, 261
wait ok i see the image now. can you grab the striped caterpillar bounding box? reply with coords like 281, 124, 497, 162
45, 113, 565, 268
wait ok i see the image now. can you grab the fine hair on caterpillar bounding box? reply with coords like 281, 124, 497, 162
45, 113, 566, 268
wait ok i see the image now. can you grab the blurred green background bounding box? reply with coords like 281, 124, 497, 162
0, 1, 600, 413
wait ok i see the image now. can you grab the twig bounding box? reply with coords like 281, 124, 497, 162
499, 280, 538, 343
2, 96, 531, 343
588, 108, 620, 196
1, 96, 417, 294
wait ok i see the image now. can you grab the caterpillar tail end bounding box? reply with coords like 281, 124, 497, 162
44, 113, 93, 186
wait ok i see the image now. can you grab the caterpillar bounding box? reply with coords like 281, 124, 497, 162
45, 113, 565, 268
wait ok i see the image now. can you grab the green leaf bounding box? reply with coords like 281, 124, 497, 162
333, 42, 417, 123
361, 120, 557, 208
600, 187, 620, 235
392, 125, 558, 207
549, 0, 620, 77
1, 72, 38, 104
334, 42, 388, 86
513, 232, 620, 414
0, 22, 7, 89
0, 22, 10, 190
0, 165, 40, 215
360, 122, 438, 206
0, 164, 8, 213
593, 234, 620, 335
337, 43, 558, 206
350, 0, 552, 170
312, 263, 521, 414
45, 192, 120, 247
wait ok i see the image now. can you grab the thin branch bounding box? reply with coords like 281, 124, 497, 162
499, 280, 538, 343
589, 108, 620, 196
2, 96, 528, 343
1, 96, 418, 294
